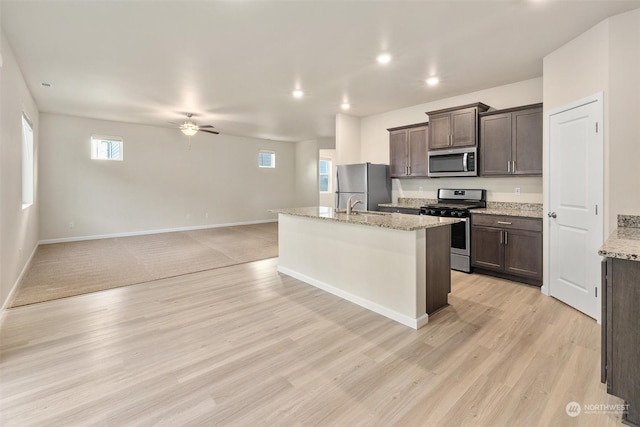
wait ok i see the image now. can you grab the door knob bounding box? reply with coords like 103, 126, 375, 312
548, 212, 557, 218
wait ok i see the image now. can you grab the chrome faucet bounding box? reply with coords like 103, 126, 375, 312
346, 195, 363, 215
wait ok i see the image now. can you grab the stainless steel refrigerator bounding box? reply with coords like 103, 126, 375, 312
335, 163, 391, 211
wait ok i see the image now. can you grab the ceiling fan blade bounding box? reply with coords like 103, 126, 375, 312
200, 129, 220, 135
198, 125, 215, 128
168, 122, 181, 126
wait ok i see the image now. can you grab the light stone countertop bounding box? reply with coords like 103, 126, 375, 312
271, 206, 459, 231
471, 202, 543, 219
598, 215, 640, 262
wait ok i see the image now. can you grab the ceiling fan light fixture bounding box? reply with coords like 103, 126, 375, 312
180, 122, 198, 136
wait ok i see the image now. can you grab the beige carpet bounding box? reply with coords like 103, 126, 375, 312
10, 222, 278, 308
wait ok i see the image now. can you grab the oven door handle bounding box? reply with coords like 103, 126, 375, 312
463, 153, 469, 172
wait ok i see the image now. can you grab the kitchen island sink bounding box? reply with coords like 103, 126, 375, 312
270, 206, 458, 329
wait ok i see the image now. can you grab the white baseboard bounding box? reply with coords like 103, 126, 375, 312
277, 265, 429, 330
0, 244, 39, 327
39, 219, 277, 245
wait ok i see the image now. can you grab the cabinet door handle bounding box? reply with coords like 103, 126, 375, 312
497, 221, 512, 225
408, 166, 411, 175
449, 134, 452, 145
507, 161, 511, 173
500, 231, 504, 244
504, 231, 508, 245
512, 161, 516, 173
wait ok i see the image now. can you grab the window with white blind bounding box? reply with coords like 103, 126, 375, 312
319, 158, 332, 193
91, 135, 123, 161
258, 150, 275, 168
22, 114, 34, 209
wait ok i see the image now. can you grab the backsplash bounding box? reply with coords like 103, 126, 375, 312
396, 198, 436, 208
486, 202, 543, 212
618, 215, 640, 228
393, 199, 544, 212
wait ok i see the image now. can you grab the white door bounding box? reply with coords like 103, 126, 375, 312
548, 95, 603, 320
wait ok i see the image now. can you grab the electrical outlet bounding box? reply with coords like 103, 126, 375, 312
68, 221, 75, 229
205, 212, 209, 219
515, 187, 521, 195
186, 213, 191, 219
419, 186, 423, 192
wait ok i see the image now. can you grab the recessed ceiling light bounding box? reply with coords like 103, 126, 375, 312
376, 53, 392, 64
341, 102, 351, 110
426, 77, 440, 86
292, 89, 304, 99
41, 82, 52, 87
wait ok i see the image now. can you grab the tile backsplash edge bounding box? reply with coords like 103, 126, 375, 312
618, 214, 640, 228
485, 201, 543, 212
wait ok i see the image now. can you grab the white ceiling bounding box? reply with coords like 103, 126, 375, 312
2, 1, 640, 142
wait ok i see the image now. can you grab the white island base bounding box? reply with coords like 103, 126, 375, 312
276, 212, 452, 329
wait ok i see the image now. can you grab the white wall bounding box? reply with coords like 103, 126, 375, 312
39, 114, 297, 240
543, 8, 640, 235
359, 78, 544, 203
295, 139, 319, 207
608, 9, 640, 231
0, 30, 40, 309
336, 113, 361, 165
543, 19, 611, 231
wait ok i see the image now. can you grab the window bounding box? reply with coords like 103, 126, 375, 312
258, 150, 275, 168
319, 158, 332, 193
91, 135, 123, 161
22, 114, 34, 209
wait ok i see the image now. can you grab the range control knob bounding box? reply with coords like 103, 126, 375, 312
440, 210, 448, 216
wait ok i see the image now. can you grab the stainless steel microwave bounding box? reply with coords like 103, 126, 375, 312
428, 147, 477, 177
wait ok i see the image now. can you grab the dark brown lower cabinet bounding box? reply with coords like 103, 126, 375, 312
471, 214, 542, 285
602, 258, 640, 427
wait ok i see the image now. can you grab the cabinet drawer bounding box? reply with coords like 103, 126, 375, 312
472, 214, 542, 232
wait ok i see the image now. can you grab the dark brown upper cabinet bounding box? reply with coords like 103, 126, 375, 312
426, 103, 490, 150
387, 123, 429, 178
479, 103, 543, 176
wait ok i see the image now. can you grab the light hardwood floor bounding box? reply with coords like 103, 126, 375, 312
0, 258, 624, 426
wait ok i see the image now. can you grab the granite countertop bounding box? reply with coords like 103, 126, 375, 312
271, 206, 459, 231
599, 215, 640, 262
471, 202, 543, 219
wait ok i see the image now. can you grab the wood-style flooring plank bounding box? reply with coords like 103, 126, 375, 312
0, 258, 625, 426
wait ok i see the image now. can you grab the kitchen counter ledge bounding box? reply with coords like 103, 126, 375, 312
599, 215, 640, 261
270, 206, 458, 231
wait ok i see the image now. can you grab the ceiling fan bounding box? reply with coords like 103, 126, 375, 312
171, 113, 219, 136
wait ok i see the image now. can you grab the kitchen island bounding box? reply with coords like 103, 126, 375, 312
271, 207, 458, 329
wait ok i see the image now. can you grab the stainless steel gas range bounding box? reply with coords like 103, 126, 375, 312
419, 189, 486, 273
